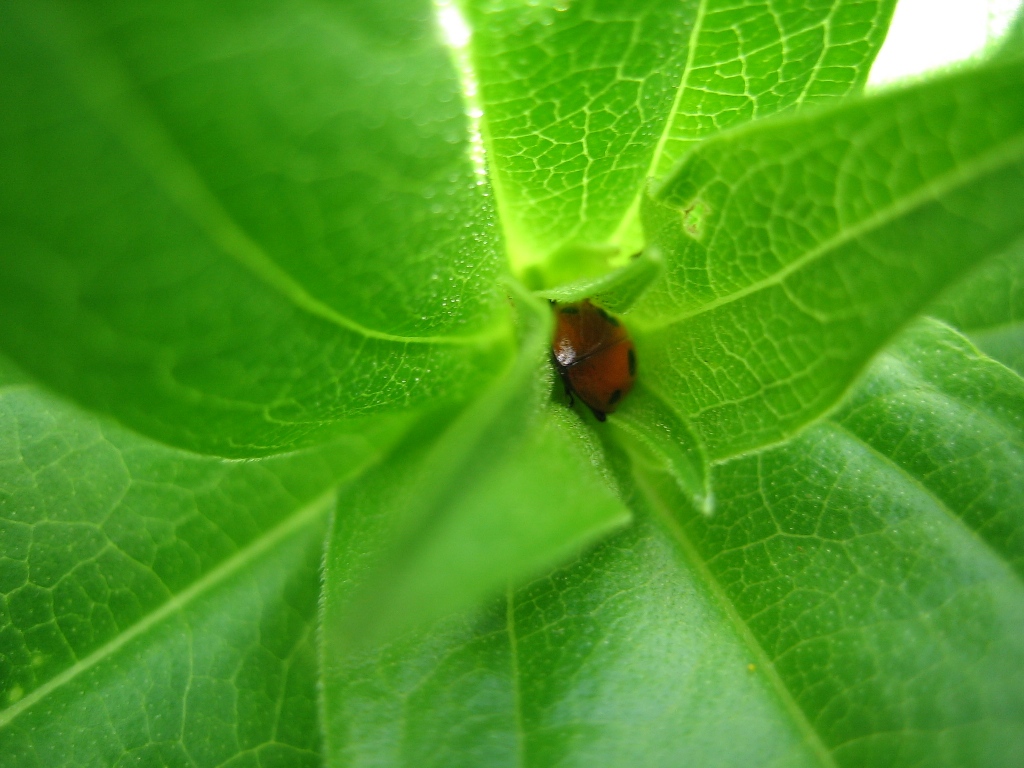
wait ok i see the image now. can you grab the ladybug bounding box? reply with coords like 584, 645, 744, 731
551, 299, 636, 421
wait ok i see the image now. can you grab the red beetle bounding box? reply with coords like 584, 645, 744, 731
551, 299, 636, 421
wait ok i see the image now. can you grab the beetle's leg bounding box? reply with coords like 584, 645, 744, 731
589, 406, 606, 422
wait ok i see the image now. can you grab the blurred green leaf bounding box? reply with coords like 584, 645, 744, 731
322, 513, 829, 768
320, 318, 1024, 766
320, 291, 629, 652
320, 293, 631, 765
999, 9, 1024, 59
0, 0, 513, 455
465, 0, 896, 271
0, 356, 402, 765
3, 1, 1024, 765
635, 57, 1024, 458
535, 246, 664, 311
931, 242, 1024, 374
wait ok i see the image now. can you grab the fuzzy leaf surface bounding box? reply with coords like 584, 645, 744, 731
0, 0, 513, 455
0, 357, 398, 765
931, 243, 1024, 375
319, 319, 1024, 767
635, 58, 1024, 458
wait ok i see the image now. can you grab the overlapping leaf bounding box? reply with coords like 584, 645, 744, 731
931, 242, 1024, 375
464, 0, 896, 271
634, 57, 1024, 458
0, 0, 512, 455
320, 319, 1024, 767
320, 295, 632, 746
0, 355, 401, 764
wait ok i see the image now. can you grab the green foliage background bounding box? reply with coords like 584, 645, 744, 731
1, 0, 1023, 766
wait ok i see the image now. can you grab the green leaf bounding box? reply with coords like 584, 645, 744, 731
320, 291, 630, 649
834, 318, 1024, 577
0, 356, 401, 764
534, 246, 664, 311
5, 2, 1024, 765
1, 514, 327, 768
321, 318, 1024, 765
0, 0, 513, 455
931, 242, 1024, 375
464, 0, 896, 271
322, 514, 829, 768
606, 382, 712, 514
635, 57, 1024, 459
320, 295, 634, 764
683, 435, 1024, 763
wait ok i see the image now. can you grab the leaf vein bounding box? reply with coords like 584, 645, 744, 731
827, 421, 1023, 586
0, 492, 333, 729
634, 469, 840, 768
640, 132, 1024, 333
23, 1, 500, 348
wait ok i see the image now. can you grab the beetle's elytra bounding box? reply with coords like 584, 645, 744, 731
551, 299, 636, 422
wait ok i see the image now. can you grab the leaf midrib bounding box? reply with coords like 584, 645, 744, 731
635, 131, 1024, 334
22, 0, 506, 348
0, 491, 333, 730
608, 0, 709, 251
634, 468, 840, 768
